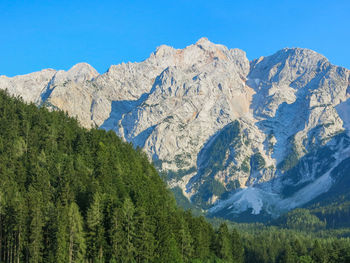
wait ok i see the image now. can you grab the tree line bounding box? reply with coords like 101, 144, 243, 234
0, 91, 243, 262
1, 90, 350, 262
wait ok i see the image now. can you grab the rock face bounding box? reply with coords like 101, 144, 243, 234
1, 38, 350, 219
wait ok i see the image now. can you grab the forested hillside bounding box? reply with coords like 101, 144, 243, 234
2, 90, 350, 263
0, 91, 243, 262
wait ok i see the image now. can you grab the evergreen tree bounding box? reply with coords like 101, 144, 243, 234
214, 223, 232, 262
298, 255, 314, 263
291, 238, 307, 258
109, 206, 122, 262
278, 243, 297, 263
231, 229, 243, 263
55, 202, 86, 263
133, 207, 156, 263
56, 203, 69, 263
87, 192, 105, 262
188, 216, 213, 260
178, 216, 193, 262
120, 197, 136, 262
310, 240, 328, 263
67, 202, 86, 263
28, 187, 44, 263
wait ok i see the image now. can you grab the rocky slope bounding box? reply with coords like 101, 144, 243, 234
1, 38, 350, 220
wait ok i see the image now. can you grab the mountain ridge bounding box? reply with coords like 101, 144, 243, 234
1, 38, 349, 221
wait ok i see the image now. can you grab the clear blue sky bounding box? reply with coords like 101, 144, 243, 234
0, 0, 349, 76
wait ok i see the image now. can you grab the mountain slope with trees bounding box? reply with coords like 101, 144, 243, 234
0, 90, 244, 263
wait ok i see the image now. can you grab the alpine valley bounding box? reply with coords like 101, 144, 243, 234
2, 38, 350, 221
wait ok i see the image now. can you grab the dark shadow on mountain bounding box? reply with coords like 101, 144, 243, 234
39, 78, 55, 105
131, 125, 157, 148
100, 72, 163, 132
100, 93, 149, 132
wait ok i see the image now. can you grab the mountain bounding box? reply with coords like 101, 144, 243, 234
1, 38, 350, 221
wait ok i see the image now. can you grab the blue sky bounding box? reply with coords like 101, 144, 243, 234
0, 0, 349, 76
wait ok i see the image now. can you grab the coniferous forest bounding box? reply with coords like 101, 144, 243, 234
1, 90, 350, 263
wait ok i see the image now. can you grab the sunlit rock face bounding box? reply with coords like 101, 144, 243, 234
1, 39, 350, 219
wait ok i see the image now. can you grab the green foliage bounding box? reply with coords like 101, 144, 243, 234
193, 178, 226, 208
2, 91, 350, 263
174, 153, 192, 169
171, 187, 203, 216
231, 229, 244, 263
214, 223, 233, 262
193, 121, 245, 208
304, 156, 350, 228
67, 202, 86, 263
198, 121, 241, 177
250, 152, 265, 171
86, 192, 105, 262
0, 91, 244, 263
226, 180, 240, 191
240, 157, 250, 173
274, 209, 326, 231
278, 137, 301, 172
241, 225, 350, 263
165, 166, 196, 181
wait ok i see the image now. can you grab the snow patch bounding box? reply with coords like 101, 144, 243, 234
277, 171, 333, 211
209, 187, 280, 215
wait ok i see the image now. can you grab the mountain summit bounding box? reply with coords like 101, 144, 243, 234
1, 39, 350, 220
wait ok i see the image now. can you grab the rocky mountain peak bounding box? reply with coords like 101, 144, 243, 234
1, 39, 350, 220
153, 44, 176, 58
249, 47, 330, 84
149, 38, 245, 73
195, 37, 226, 51
67, 62, 99, 81
195, 37, 210, 45
52, 63, 99, 85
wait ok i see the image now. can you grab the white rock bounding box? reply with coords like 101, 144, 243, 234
1, 39, 350, 217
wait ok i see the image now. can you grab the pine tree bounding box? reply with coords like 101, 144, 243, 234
278, 243, 297, 263
120, 197, 136, 263
0, 190, 5, 262
13, 192, 26, 263
67, 202, 86, 263
56, 204, 69, 263
291, 238, 307, 258
56, 202, 86, 263
87, 192, 105, 262
174, 214, 193, 263
161, 234, 182, 263
297, 255, 314, 263
310, 240, 328, 263
189, 216, 212, 260
231, 228, 244, 263
215, 223, 233, 262
109, 206, 121, 262
133, 207, 155, 263
28, 187, 44, 263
